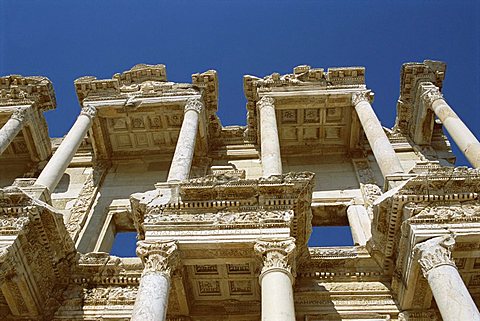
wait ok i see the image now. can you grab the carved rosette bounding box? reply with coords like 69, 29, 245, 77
184, 98, 203, 114
257, 96, 275, 110
10, 107, 30, 123
421, 86, 444, 108
413, 235, 456, 278
351, 90, 374, 106
254, 237, 296, 280
137, 240, 179, 278
80, 104, 97, 119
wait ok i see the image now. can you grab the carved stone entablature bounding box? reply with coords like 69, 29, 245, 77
254, 237, 296, 277
398, 310, 440, 321
72, 253, 141, 286
136, 240, 179, 277
0, 186, 77, 319
413, 235, 456, 278
394, 60, 446, 145
0, 75, 56, 110
145, 209, 294, 228
74, 64, 199, 104
351, 90, 374, 106
371, 166, 480, 272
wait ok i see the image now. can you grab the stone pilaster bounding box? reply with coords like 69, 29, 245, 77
167, 98, 203, 182
0, 106, 31, 155
131, 240, 179, 321
35, 104, 97, 193
254, 237, 296, 321
413, 235, 480, 321
421, 85, 480, 168
258, 96, 282, 177
352, 91, 404, 180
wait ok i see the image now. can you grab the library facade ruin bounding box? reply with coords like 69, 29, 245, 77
0, 60, 480, 320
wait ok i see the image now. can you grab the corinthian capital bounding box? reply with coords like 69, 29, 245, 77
11, 107, 31, 123
184, 98, 203, 114
351, 91, 374, 106
80, 104, 97, 119
136, 240, 179, 277
257, 96, 275, 110
413, 235, 456, 278
421, 85, 444, 107
254, 237, 296, 277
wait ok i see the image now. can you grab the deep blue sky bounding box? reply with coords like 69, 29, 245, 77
2, 1, 479, 251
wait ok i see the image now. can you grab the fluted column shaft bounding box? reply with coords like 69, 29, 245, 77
255, 238, 296, 321
0, 107, 30, 155
414, 235, 480, 321
352, 92, 404, 179
167, 98, 203, 182
35, 105, 96, 192
258, 96, 282, 177
131, 240, 179, 321
422, 86, 480, 168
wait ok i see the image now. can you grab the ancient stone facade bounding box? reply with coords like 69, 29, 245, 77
0, 61, 479, 320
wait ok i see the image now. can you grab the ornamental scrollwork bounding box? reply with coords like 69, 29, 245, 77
413, 235, 456, 278
136, 240, 179, 277
351, 90, 374, 106
254, 237, 296, 277
184, 98, 203, 114
80, 104, 97, 119
420, 85, 443, 108
257, 96, 275, 110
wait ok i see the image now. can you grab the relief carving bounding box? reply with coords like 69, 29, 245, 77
254, 237, 296, 276
137, 240, 179, 277
413, 235, 456, 277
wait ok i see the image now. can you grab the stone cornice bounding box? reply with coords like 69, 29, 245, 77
0, 75, 56, 111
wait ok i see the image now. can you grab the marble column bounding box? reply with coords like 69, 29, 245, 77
352, 92, 404, 179
346, 204, 371, 246
422, 86, 480, 168
254, 237, 296, 321
0, 107, 31, 155
258, 96, 282, 177
167, 98, 203, 182
35, 104, 96, 192
131, 240, 179, 321
414, 235, 480, 321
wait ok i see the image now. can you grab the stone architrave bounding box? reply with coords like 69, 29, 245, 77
35, 104, 97, 192
254, 237, 296, 321
0, 106, 31, 155
258, 96, 282, 177
413, 235, 480, 321
421, 85, 480, 168
131, 240, 179, 321
352, 91, 404, 179
167, 98, 203, 182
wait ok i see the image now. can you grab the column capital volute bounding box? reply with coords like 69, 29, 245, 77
351, 90, 374, 106
184, 97, 204, 114
10, 106, 32, 123
254, 237, 296, 282
257, 96, 275, 110
80, 104, 97, 120
420, 84, 444, 108
136, 240, 179, 277
413, 234, 456, 278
